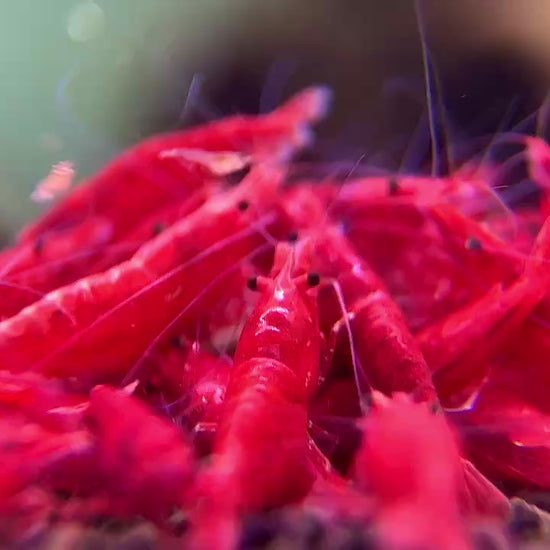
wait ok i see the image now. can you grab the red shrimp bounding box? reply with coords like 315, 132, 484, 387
446, 314, 550, 490
326, 189, 487, 330
139, 338, 232, 430
138, 339, 233, 458
323, 161, 520, 308
0, 216, 113, 278
450, 362, 550, 491
354, 392, 471, 550
0, 371, 88, 432
86, 385, 195, 523
428, 198, 546, 287
0, 413, 96, 506
3, 186, 214, 300
0, 166, 282, 380
188, 243, 322, 549
299, 439, 373, 524
276, 188, 437, 400
0, 182, 218, 319
429, 202, 522, 283
418, 212, 550, 404
174, 346, 232, 428
17, 86, 329, 247
296, 222, 438, 404
330, 156, 510, 219
279, 192, 510, 518
0, 187, 216, 324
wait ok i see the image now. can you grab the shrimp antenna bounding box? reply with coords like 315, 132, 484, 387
259, 59, 296, 114
0, 279, 76, 327
329, 279, 372, 413
123, 242, 272, 386
321, 152, 368, 224
468, 96, 521, 174
177, 73, 222, 126
32, 215, 276, 376
415, 0, 452, 176
399, 110, 431, 174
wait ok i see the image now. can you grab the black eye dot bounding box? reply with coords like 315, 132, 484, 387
340, 219, 351, 235
287, 231, 299, 243
172, 335, 186, 349
33, 236, 46, 256
226, 165, 251, 187
237, 200, 250, 212
466, 237, 483, 251
307, 272, 321, 287
247, 276, 259, 291
153, 222, 166, 236
388, 177, 400, 196
142, 381, 157, 395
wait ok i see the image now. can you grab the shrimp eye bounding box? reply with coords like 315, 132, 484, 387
388, 177, 400, 196
465, 237, 482, 251
287, 231, 299, 243
247, 276, 259, 291
153, 222, 166, 236
33, 236, 46, 256
307, 272, 320, 287
238, 200, 250, 212
172, 335, 186, 349
142, 381, 157, 395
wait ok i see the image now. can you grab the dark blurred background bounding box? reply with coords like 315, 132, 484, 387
1, 0, 549, 235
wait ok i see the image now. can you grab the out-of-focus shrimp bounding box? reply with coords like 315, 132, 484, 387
355, 392, 471, 550
86, 385, 195, 524
3, 186, 214, 304
418, 212, 550, 404
31, 161, 75, 203
0, 166, 282, 381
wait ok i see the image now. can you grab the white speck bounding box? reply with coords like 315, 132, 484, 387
67, 1, 105, 43
46, 290, 63, 305
76, 278, 92, 297
110, 267, 122, 283
165, 286, 182, 303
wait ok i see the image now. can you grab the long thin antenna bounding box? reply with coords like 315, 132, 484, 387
330, 279, 372, 414
259, 59, 296, 114
415, 0, 451, 176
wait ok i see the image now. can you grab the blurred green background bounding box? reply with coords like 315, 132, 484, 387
0, 0, 241, 233
1, 0, 548, 240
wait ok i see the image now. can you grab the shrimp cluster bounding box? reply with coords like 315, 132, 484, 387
2, 86, 550, 549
